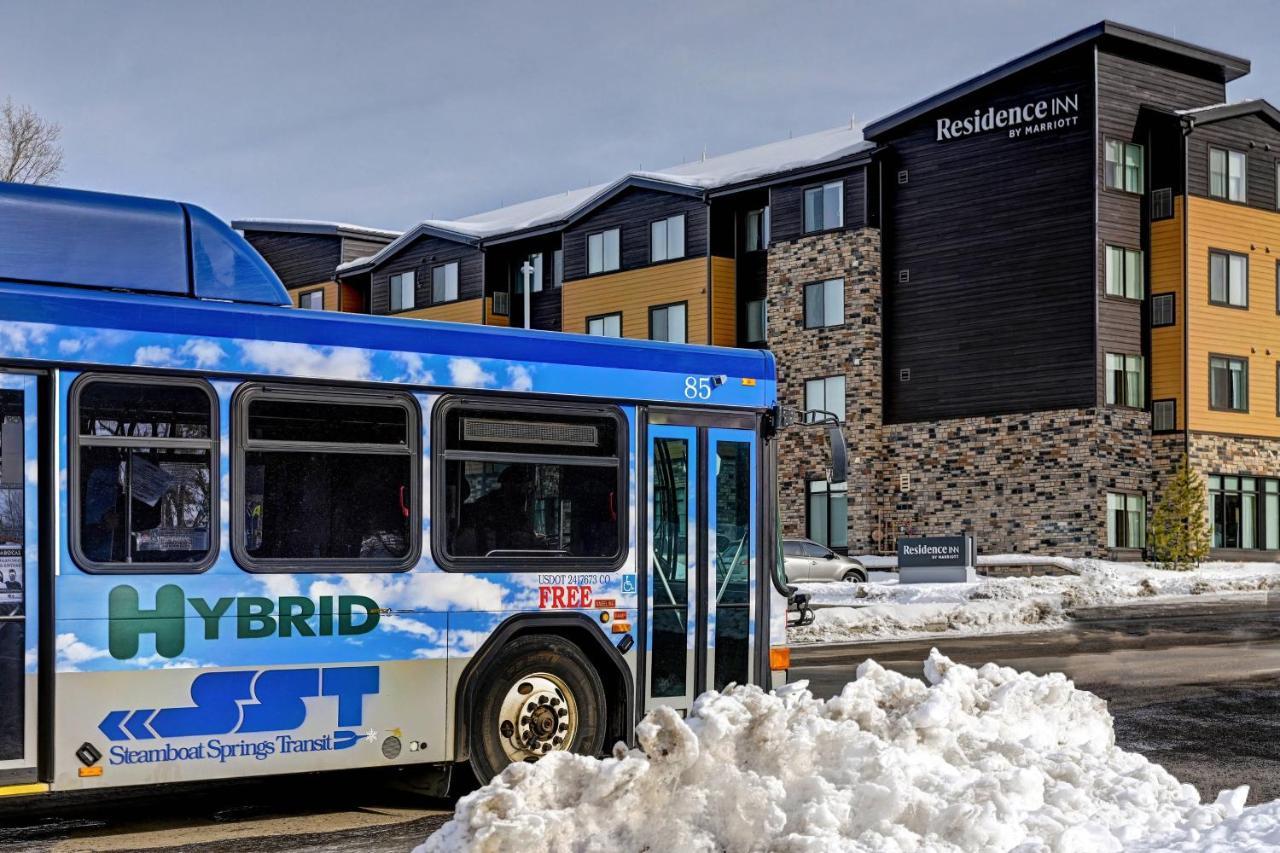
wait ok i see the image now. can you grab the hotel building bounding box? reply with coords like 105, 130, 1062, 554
241, 21, 1280, 559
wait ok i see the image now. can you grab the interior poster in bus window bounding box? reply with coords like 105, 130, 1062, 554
0, 376, 35, 763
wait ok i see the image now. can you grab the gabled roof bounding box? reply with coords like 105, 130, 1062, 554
1176, 99, 1280, 131
231, 218, 401, 242
864, 20, 1250, 141
340, 124, 872, 275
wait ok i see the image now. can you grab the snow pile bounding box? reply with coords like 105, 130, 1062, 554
418, 652, 1269, 853
790, 559, 1280, 644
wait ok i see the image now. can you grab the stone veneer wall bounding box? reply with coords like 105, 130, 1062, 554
766, 227, 881, 553
765, 224, 1157, 557
1186, 432, 1280, 477
879, 408, 1152, 557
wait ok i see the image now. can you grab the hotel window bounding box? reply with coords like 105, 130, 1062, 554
1207, 475, 1274, 550
432, 262, 459, 304
587, 312, 622, 338
389, 271, 415, 312
1104, 139, 1143, 193
1209, 355, 1248, 412
1209, 250, 1248, 308
649, 302, 687, 344
1152, 399, 1176, 433
553, 249, 564, 288
807, 479, 848, 552
804, 278, 844, 328
1151, 293, 1175, 328
299, 289, 324, 310
1106, 492, 1146, 549
1104, 353, 1144, 408
650, 215, 685, 263
514, 253, 543, 294
804, 376, 845, 423
745, 207, 770, 251
588, 228, 620, 275
745, 299, 766, 343
1209, 147, 1247, 202
803, 181, 844, 233
1105, 246, 1144, 300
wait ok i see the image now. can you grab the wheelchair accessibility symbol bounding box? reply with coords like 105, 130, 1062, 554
621, 575, 637, 594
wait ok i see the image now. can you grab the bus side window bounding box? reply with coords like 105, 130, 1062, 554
232, 386, 419, 572
70, 375, 218, 572
435, 400, 626, 569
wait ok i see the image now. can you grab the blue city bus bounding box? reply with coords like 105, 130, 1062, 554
0, 183, 800, 797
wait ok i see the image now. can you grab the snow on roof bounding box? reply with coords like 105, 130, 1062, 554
335, 254, 374, 274
343, 124, 871, 273
634, 124, 872, 189
231, 218, 401, 241
422, 181, 611, 240
412, 124, 871, 243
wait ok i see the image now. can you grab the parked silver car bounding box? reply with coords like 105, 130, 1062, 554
782, 538, 868, 583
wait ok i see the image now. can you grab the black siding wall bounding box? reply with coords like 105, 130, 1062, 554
562, 188, 707, 282
1187, 114, 1280, 208
877, 48, 1097, 423
485, 235, 563, 331
1095, 49, 1224, 402
369, 234, 484, 315
769, 166, 867, 244
243, 233, 341, 289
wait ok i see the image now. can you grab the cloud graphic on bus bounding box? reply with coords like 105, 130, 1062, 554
237, 340, 374, 381
448, 357, 495, 388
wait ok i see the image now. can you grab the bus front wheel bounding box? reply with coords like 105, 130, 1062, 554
469, 634, 607, 785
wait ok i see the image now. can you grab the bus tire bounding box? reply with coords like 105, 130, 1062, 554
468, 634, 607, 785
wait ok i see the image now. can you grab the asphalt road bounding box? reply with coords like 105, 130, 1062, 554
2, 597, 1278, 851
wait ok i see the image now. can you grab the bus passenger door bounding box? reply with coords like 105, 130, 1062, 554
643, 416, 758, 715
0, 372, 39, 783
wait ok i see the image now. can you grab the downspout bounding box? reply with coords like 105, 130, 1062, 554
1181, 115, 1194, 463
704, 190, 713, 345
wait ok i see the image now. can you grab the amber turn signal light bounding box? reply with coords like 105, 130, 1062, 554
769, 646, 790, 671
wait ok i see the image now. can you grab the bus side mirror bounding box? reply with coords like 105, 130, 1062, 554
826, 420, 847, 485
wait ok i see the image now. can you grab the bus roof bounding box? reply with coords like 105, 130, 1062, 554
0, 282, 776, 407
0, 183, 774, 407
0, 183, 290, 306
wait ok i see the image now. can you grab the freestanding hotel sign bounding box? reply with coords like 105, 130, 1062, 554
936, 93, 1080, 142
898, 535, 976, 583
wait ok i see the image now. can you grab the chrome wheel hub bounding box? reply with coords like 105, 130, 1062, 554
497, 672, 577, 763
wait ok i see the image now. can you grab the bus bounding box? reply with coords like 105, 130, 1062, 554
0, 182, 812, 797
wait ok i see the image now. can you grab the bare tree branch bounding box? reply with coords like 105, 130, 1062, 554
0, 98, 63, 185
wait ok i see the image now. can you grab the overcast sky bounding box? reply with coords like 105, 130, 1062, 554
3, 1, 1277, 231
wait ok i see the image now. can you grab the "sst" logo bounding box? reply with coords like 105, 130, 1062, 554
98, 665, 379, 742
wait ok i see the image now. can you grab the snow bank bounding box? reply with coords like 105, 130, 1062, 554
790, 559, 1280, 644
417, 652, 1269, 853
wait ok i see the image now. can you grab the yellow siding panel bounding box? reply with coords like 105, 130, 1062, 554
398, 298, 484, 325
289, 281, 340, 311
561, 258, 710, 342
1186, 195, 1280, 437
485, 296, 510, 327
1150, 198, 1184, 428
711, 256, 737, 348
